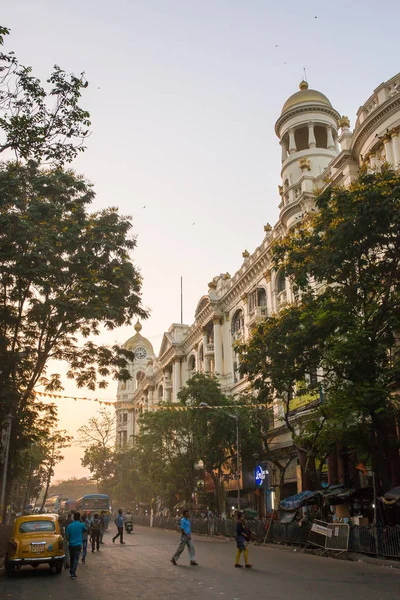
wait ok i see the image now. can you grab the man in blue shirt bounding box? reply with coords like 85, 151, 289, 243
171, 510, 198, 566
112, 509, 126, 544
66, 512, 87, 578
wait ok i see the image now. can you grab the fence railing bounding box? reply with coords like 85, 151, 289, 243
133, 515, 400, 558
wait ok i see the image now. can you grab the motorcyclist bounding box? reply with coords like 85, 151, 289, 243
124, 509, 134, 533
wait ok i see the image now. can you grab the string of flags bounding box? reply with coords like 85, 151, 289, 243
34, 390, 270, 411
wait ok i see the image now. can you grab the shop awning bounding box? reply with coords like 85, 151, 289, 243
280, 490, 319, 511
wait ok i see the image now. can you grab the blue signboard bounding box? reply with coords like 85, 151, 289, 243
255, 465, 269, 487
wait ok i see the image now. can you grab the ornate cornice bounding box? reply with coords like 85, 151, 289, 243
275, 104, 341, 137
352, 94, 400, 154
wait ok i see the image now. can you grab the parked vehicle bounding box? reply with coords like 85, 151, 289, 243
4, 514, 65, 575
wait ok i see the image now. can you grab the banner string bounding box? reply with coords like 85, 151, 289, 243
33, 390, 269, 411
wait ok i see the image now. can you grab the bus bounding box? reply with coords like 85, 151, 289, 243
43, 495, 68, 513
75, 494, 110, 516
60, 499, 77, 513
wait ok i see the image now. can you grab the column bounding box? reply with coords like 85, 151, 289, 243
288, 129, 296, 154
213, 317, 223, 375
173, 359, 181, 401
308, 122, 316, 148
326, 126, 335, 150
148, 387, 154, 411
369, 152, 378, 169
391, 130, 400, 166
383, 135, 393, 165
203, 329, 210, 373
280, 140, 288, 162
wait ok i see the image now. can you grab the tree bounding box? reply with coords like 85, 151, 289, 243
0, 163, 147, 510
0, 26, 90, 165
239, 168, 400, 494
132, 374, 272, 514
39, 429, 72, 512
78, 408, 116, 485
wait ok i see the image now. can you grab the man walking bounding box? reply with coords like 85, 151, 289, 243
90, 513, 102, 552
112, 508, 125, 544
81, 513, 90, 563
171, 510, 198, 566
66, 512, 87, 579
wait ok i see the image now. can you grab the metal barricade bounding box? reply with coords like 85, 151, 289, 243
325, 523, 349, 554
308, 519, 330, 549
308, 520, 349, 554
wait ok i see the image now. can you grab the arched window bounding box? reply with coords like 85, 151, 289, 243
257, 288, 267, 307
277, 272, 286, 294
158, 384, 163, 400
188, 355, 196, 374
232, 309, 244, 336
199, 345, 204, 362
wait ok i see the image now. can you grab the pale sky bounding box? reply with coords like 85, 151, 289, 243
3, 1, 400, 482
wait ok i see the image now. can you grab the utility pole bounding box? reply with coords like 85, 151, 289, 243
0, 413, 13, 523
234, 415, 240, 511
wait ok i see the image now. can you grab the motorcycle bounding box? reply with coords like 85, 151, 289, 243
124, 520, 133, 534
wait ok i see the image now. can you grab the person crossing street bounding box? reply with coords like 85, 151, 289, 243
112, 509, 125, 544
171, 510, 198, 566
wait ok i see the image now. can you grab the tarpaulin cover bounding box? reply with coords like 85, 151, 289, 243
384, 486, 400, 501
280, 510, 297, 523
280, 490, 319, 511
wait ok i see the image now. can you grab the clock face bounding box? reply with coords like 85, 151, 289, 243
134, 346, 147, 360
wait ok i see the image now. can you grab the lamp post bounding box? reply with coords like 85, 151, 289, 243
199, 403, 241, 511
228, 413, 240, 511
0, 413, 13, 522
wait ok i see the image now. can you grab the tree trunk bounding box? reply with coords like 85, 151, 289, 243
209, 471, 226, 515
40, 445, 55, 512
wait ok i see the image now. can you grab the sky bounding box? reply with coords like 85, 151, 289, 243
2, 0, 400, 483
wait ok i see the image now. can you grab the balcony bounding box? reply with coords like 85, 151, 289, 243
247, 306, 268, 327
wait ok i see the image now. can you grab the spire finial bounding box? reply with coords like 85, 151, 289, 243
134, 320, 142, 333
299, 80, 309, 91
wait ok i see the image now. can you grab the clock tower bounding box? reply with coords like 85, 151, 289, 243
117, 320, 156, 395
115, 320, 156, 446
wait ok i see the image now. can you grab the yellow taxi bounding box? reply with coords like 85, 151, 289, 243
5, 513, 65, 575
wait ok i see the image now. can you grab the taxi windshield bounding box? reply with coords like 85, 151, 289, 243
19, 521, 56, 533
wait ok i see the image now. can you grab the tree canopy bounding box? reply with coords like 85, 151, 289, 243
238, 168, 400, 493
0, 26, 90, 165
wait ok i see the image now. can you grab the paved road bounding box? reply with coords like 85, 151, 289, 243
0, 525, 399, 600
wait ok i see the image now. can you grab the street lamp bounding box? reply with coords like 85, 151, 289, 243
227, 413, 240, 511
199, 403, 241, 511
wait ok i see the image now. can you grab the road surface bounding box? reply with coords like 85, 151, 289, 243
0, 524, 399, 599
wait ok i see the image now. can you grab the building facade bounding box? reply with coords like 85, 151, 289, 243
115, 73, 400, 495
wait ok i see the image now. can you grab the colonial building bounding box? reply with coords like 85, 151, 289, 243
115, 73, 400, 496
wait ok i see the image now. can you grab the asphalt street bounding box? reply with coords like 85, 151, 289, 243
0, 524, 399, 600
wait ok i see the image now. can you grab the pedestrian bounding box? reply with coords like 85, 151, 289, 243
171, 509, 198, 566
90, 513, 102, 552
63, 513, 73, 570
99, 511, 106, 544
112, 508, 125, 544
66, 512, 87, 579
81, 513, 90, 563
235, 512, 252, 568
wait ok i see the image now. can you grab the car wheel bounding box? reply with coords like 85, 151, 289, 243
54, 561, 63, 574
4, 559, 15, 576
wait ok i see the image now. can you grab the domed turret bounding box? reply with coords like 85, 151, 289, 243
275, 81, 341, 228
281, 81, 332, 115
